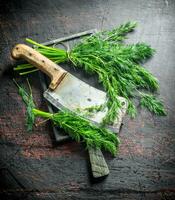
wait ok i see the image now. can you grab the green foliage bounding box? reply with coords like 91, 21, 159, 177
75, 104, 106, 118
140, 93, 166, 115
92, 21, 137, 42
13, 79, 35, 131
84, 104, 105, 113
127, 100, 137, 118
14, 63, 38, 75
69, 24, 159, 123
33, 109, 120, 155
13, 21, 166, 124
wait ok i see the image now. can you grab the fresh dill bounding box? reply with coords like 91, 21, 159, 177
14, 21, 166, 124
140, 93, 166, 115
13, 79, 36, 131
33, 109, 120, 155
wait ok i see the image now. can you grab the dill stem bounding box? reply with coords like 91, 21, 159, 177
33, 108, 53, 119
14, 65, 34, 70
35, 118, 50, 127
19, 69, 39, 75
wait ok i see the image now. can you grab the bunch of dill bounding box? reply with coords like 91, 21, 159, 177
14, 22, 166, 124
33, 109, 120, 155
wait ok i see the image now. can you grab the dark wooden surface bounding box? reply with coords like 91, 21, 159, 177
0, 0, 175, 199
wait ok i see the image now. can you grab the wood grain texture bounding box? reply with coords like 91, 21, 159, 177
0, 0, 175, 199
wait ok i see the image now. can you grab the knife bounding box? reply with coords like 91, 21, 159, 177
12, 44, 128, 178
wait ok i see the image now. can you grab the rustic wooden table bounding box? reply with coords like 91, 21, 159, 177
0, 0, 175, 199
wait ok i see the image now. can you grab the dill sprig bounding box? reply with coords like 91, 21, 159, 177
140, 93, 166, 115
127, 100, 137, 118
14, 21, 166, 124
33, 109, 120, 155
13, 79, 35, 131
98, 21, 137, 42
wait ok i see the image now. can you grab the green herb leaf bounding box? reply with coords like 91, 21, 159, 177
13, 79, 36, 131
140, 93, 166, 116
100, 21, 137, 42
127, 100, 137, 118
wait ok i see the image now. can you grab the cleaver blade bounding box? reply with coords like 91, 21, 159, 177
44, 73, 128, 131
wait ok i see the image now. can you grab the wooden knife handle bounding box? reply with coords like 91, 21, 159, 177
11, 44, 67, 90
